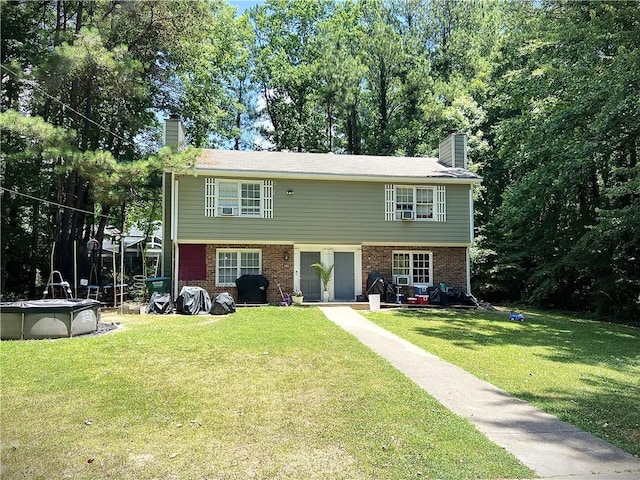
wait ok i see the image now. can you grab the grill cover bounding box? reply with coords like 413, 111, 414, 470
211, 292, 236, 315
176, 286, 212, 315
235, 275, 269, 304
146, 292, 173, 314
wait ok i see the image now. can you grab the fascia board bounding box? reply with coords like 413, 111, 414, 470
189, 168, 482, 185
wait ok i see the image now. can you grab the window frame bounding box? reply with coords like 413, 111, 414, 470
385, 184, 446, 222
205, 178, 273, 219
391, 250, 433, 287
215, 248, 262, 286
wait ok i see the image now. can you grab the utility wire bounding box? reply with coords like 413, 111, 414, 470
0, 186, 114, 219
0, 64, 134, 147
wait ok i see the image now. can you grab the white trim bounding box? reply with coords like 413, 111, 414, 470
215, 248, 262, 287
385, 184, 395, 221
436, 185, 446, 222
189, 169, 482, 185
293, 244, 362, 302
263, 180, 273, 218
204, 178, 215, 217
171, 179, 178, 241
392, 250, 434, 287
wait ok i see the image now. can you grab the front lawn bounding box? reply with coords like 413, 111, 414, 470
0, 307, 532, 480
365, 307, 640, 456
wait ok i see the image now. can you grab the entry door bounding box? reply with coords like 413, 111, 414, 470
334, 252, 355, 301
300, 252, 321, 301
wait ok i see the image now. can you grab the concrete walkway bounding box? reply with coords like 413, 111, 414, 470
320, 306, 640, 480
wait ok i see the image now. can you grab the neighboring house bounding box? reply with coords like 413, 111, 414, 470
161, 117, 481, 303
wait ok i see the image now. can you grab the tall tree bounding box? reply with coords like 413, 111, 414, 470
1, 0, 237, 296
475, 0, 640, 318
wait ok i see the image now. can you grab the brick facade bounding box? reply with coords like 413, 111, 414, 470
178, 244, 295, 304
362, 245, 467, 294
177, 243, 467, 304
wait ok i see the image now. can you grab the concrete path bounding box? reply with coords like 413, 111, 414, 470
320, 306, 640, 479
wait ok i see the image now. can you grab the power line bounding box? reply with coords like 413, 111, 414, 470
0, 186, 113, 219
0, 64, 134, 147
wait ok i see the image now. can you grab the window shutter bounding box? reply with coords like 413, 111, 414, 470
205, 178, 215, 217
262, 180, 273, 218
385, 184, 395, 221
436, 186, 446, 222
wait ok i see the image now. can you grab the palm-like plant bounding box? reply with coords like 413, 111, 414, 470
311, 262, 334, 292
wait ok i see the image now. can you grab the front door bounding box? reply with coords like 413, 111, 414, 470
300, 252, 321, 301
334, 252, 355, 301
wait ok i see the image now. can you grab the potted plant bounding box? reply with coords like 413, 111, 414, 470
312, 262, 334, 302
291, 289, 304, 304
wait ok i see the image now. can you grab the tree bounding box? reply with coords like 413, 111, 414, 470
475, 0, 640, 318
1, 0, 238, 297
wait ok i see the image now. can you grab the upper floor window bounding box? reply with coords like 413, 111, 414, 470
385, 185, 446, 221
205, 178, 273, 218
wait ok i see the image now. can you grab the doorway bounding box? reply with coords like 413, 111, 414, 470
334, 252, 355, 300
300, 252, 321, 301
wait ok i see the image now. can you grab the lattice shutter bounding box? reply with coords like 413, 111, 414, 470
385, 184, 395, 221
262, 180, 273, 218
436, 186, 446, 222
204, 178, 215, 217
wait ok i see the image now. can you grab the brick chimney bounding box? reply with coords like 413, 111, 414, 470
439, 132, 467, 169
163, 114, 186, 151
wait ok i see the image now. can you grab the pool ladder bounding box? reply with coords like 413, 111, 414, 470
42, 270, 73, 299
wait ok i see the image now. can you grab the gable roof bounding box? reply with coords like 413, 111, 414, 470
193, 149, 482, 184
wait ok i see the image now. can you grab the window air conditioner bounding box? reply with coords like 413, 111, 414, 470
401, 210, 414, 220
394, 275, 411, 286
220, 206, 236, 216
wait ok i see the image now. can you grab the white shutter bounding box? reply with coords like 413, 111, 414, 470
204, 178, 215, 217
436, 186, 446, 222
385, 184, 395, 221
262, 180, 273, 218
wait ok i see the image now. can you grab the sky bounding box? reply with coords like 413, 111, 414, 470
227, 0, 265, 14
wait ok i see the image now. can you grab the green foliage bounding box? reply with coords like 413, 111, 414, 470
4, 0, 637, 317
312, 262, 334, 291
475, 0, 640, 318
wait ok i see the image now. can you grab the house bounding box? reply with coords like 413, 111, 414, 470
161, 118, 481, 304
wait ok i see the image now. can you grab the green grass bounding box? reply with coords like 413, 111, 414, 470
0, 307, 532, 480
365, 307, 640, 456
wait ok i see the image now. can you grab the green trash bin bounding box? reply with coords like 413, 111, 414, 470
146, 277, 171, 296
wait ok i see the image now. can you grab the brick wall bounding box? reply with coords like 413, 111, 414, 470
177, 243, 467, 304
361, 245, 468, 293
177, 244, 294, 304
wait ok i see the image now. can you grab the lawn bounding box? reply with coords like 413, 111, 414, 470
365, 307, 640, 456
0, 307, 532, 480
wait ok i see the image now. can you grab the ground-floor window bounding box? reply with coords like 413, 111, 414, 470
392, 251, 432, 286
216, 249, 261, 286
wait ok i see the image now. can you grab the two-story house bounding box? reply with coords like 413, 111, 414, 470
161, 117, 481, 303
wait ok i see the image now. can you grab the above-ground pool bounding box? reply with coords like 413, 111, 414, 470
0, 299, 101, 340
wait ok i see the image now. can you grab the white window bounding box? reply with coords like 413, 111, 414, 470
216, 249, 261, 286
385, 184, 446, 221
204, 179, 273, 218
392, 251, 433, 286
